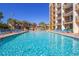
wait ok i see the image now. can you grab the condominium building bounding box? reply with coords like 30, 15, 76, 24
74, 3, 79, 33
56, 3, 62, 30
49, 3, 55, 31
49, 3, 79, 33
63, 3, 73, 32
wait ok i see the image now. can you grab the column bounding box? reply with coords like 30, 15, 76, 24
55, 3, 57, 30
73, 3, 79, 33
61, 3, 65, 31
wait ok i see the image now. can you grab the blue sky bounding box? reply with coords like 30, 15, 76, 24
0, 3, 49, 24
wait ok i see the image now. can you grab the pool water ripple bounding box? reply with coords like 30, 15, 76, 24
0, 31, 79, 56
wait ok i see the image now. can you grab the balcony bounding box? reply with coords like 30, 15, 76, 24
57, 21, 61, 25
57, 10, 61, 14
51, 22, 55, 26
51, 11, 55, 15
63, 11, 73, 17
57, 23, 61, 25
51, 17, 55, 21
50, 9, 55, 13
50, 16, 55, 20
50, 9, 55, 14
50, 4, 55, 9
63, 21, 73, 25
63, 3, 73, 9
75, 4, 79, 12
76, 16, 79, 24
57, 17, 61, 20
51, 13, 55, 16
51, 7, 55, 10
50, 14, 55, 19
57, 4, 61, 8
57, 13, 61, 17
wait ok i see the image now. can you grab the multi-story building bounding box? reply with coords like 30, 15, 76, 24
63, 3, 73, 32
56, 3, 62, 30
49, 3, 79, 33
49, 3, 55, 31
74, 3, 79, 33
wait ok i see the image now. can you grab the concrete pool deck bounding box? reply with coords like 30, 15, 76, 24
53, 32, 79, 39
0, 30, 79, 39
0, 31, 27, 39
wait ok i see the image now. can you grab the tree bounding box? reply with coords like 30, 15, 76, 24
20, 21, 29, 30
7, 18, 17, 30
39, 22, 46, 30
7, 18, 37, 31
32, 23, 37, 31
0, 23, 9, 29
12, 20, 31, 30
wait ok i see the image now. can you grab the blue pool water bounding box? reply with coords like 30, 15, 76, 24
0, 31, 79, 56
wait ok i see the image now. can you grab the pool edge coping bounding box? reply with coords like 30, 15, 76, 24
51, 32, 79, 39
0, 31, 27, 39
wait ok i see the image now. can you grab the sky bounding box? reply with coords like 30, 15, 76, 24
0, 3, 49, 24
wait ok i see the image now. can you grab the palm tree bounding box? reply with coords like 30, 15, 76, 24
39, 22, 46, 30
21, 21, 31, 30
7, 18, 17, 30
19, 21, 26, 30
16, 20, 30, 30
15, 20, 22, 30
32, 23, 37, 31
0, 12, 3, 22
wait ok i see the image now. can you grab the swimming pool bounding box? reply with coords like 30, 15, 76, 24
0, 31, 79, 56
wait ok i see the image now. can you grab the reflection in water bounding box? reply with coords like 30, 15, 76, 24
73, 39, 79, 56
60, 35, 73, 55
49, 33, 77, 56
55, 34, 61, 55
0, 31, 79, 56
61, 35, 64, 55
0, 34, 20, 47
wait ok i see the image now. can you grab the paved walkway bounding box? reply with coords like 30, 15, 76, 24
0, 31, 26, 39
54, 32, 79, 39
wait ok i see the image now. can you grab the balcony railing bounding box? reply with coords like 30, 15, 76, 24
63, 21, 73, 24
63, 3, 73, 9
57, 20, 61, 25
57, 17, 61, 20
51, 22, 55, 26
50, 4, 55, 9
57, 23, 61, 25
50, 13, 55, 16
57, 4, 61, 8
57, 10, 61, 14
50, 14, 55, 19
63, 11, 73, 17
51, 17, 55, 21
